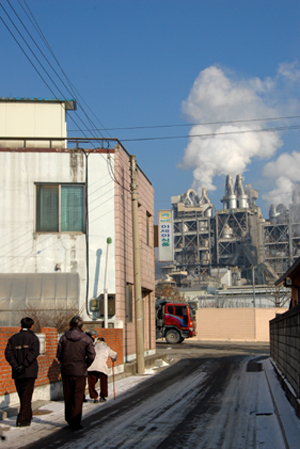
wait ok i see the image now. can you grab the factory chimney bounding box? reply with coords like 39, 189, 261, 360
235, 174, 248, 208
221, 175, 237, 209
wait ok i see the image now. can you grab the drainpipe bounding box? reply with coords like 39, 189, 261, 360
80, 148, 92, 318
103, 237, 112, 328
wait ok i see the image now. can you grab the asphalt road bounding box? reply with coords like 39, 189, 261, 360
22, 340, 286, 449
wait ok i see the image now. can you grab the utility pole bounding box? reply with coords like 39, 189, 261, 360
130, 155, 145, 374
252, 264, 257, 340
252, 265, 256, 308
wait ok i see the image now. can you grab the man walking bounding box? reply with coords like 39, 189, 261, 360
5, 317, 40, 427
57, 316, 95, 431
87, 337, 117, 403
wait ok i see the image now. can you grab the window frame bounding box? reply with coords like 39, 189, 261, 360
126, 283, 133, 323
35, 182, 85, 233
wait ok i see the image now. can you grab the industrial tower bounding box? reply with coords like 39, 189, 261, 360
169, 175, 300, 288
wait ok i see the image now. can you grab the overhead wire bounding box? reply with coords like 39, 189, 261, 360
2, 2, 299, 180
20, 0, 111, 140
119, 124, 300, 143
2, 0, 125, 189
4, 0, 107, 148
1, 0, 133, 314
69, 114, 300, 133
19, 1, 123, 185
0, 2, 88, 141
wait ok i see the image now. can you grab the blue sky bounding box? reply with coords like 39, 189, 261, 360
1, 0, 300, 218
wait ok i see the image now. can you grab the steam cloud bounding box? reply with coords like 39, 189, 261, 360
263, 151, 300, 205
179, 64, 300, 206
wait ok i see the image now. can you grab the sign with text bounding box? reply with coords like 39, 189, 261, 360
158, 210, 174, 262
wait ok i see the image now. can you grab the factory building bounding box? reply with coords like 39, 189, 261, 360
167, 174, 300, 298
171, 187, 214, 285
264, 184, 300, 277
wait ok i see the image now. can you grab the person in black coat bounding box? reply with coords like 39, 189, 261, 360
57, 316, 95, 431
5, 317, 40, 427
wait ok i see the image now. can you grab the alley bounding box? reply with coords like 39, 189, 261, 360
12, 341, 296, 449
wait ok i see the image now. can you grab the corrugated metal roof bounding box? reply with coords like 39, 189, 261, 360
0, 273, 80, 326
0, 97, 77, 110
0, 272, 80, 302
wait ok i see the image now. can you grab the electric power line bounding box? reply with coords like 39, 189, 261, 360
118, 124, 300, 143
20, 0, 111, 139
1, 0, 126, 187
69, 114, 300, 133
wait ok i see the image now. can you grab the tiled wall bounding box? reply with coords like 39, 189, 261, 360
114, 146, 156, 358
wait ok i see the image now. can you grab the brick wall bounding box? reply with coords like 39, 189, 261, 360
270, 304, 300, 408
1, 326, 123, 398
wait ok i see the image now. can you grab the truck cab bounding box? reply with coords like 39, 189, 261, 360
156, 300, 196, 344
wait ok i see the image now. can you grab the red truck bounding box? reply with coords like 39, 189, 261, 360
155, 299, 196, 344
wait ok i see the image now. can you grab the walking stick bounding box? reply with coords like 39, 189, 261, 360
112, 361, 116, 399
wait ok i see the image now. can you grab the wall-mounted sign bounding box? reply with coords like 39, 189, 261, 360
158, 210, 174, 262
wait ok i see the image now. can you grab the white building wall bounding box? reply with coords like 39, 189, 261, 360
0, 149, 115, 320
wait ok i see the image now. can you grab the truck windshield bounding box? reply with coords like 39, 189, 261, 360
188, 305, 196, 320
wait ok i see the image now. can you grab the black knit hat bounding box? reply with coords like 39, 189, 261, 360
86, 329, 98, 338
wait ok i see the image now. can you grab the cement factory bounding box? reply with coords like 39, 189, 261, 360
160, 175, 300, 308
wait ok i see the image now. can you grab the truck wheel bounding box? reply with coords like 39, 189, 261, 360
165, 329, 181, 344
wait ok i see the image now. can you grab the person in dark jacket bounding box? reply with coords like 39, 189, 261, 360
57, 315, 95, 431
5, 317, 40, 427
83, 329, 98, 403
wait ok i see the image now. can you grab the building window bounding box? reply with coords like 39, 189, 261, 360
36, 184, 84, 232
126, 283, 133, 323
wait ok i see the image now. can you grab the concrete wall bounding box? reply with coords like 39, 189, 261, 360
193, 307, 288, 342
0, 148, 116, 322
270, 304, 300, 416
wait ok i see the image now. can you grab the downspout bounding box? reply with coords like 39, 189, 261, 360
79, 148, 92, 318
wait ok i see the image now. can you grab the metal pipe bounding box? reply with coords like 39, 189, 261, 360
103, 237, 112, 328
79, 148, 92, 318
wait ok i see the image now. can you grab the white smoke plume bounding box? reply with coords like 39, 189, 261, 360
179, 65, 299, 203
263, 151, 300, 206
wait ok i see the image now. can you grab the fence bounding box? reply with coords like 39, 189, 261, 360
270, 304, 300, 418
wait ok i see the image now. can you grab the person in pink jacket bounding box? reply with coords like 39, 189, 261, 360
86, 335, 117, 403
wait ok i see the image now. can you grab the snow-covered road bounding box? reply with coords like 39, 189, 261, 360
0, 343, 300, 449
18, 352, 300, 449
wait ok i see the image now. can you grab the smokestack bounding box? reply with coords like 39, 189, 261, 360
221, 175, 237, 209
199, 187, 213, 217
235, 174, 248, 208
269, 204, 279, 223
